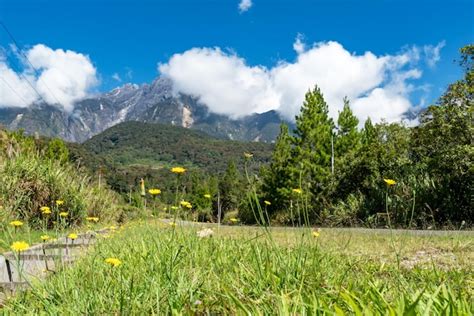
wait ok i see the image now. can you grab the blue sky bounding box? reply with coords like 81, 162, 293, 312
0, 0, 473, 121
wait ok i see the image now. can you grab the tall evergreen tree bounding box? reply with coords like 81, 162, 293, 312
219, 160, 242, 214
335, 98, 361, 167
293, 86, 335, 196
362, 117, 377, 146
261, 123, 296, 212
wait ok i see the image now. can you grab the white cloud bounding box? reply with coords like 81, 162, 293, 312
159, 47, 279, 117
159, 38, 427, 124
0, 44, 98, 111
238, 0, 253, 13
293, 34, 305, 54
424, 41, 446, 68
0, 63, 38, 108
112, 73, 122, 82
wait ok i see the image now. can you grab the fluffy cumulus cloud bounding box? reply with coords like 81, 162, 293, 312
0, 44, 98, 111
238, 0, 253, 13
159, 48, 279, 117
160, 37, 440, 124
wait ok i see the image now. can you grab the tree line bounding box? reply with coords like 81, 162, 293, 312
249, 45, 472, 228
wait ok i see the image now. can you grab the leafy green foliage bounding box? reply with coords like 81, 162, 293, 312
260, 44, 472, 227
82, 121, 273, 172
0, 129, 122, 228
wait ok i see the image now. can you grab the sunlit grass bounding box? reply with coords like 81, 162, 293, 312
3, 220, 472, 314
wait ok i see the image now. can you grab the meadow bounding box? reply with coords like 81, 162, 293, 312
2, 220, 472, 314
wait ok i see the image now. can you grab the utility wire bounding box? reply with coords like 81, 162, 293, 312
0, 54, 45, 106
0, 75, 30, 105
0, 21, 63, 106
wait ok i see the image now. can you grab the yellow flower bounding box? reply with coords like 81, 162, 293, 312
244, 152, 253, 159
171, 167, 186, 174
86, 216, 99, 222
11, 241, 29, 252
171, 206, 179, 210
148, 188, 161, 195
264, 200, 271, 206
292, 188, 303, 194
59, 212, 68, 217
42, 208, 52, 215
383, 178, 396, 186
180, 201, 192, 209
312, 230, 321, 238
56, 200, 64, 206
40, 206, 50, 212
105, 257, 122, 267
169, 222, 177, 227
41, 235, 50, 241
230, 218, 239, 223
204, 194, 211, 199
68, 233, 78, 240
9, 220, 24, 227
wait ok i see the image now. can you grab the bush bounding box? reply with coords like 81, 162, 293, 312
0, 129, 122, 228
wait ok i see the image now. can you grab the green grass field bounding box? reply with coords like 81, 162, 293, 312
3, 220, 473, 314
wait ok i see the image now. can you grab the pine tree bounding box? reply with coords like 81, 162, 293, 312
219, 160, 242, 213
261, 123, 296, 212
362, 117, 377, 146
335, 98, 361, 161
293, 86, 335, 196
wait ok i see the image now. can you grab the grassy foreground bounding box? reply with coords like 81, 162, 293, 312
3, 221, 473, 314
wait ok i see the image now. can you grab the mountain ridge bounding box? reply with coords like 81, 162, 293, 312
0, 77, 290, 143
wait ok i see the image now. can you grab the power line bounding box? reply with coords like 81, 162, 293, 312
0, 53, 46, 105
0, 75, 30, 105
0, 21, 62, 106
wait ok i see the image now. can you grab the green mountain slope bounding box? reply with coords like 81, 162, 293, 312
82, 121, 274, 171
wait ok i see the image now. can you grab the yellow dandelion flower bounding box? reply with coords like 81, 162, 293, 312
180, 201, 192, 209
264, 200, 271, 206
59, 212, 68, 217
56, 200, 64, 206
204, 194, 211, 199
42, 208, 52, 215
244, 152, 253, 159
230, 218, 239, 223
104, 257, 122, 267
171, 206, 179, 210
41, 235, 50, 241
9, 220, 24, 227
292, 188, 303, 194
169, 222, 177, 227
171, 167, 186, 174
148, 188, 161, 195
40, 206, 50, 212
312, 230, 321, 238
86, 216, 99, 222
68, 233, 78, 240
383, 178, 396, 186
11, 241, 29, 252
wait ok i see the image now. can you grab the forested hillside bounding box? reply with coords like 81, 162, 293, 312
81, 121, 274, 171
